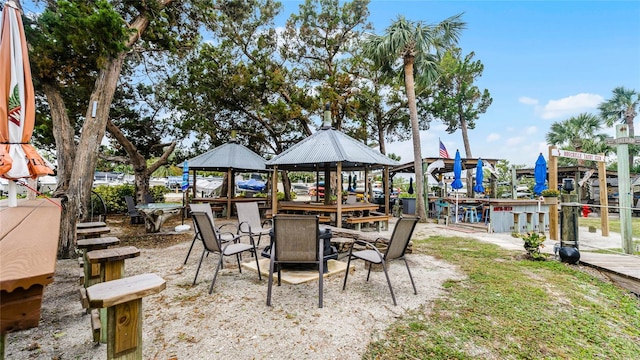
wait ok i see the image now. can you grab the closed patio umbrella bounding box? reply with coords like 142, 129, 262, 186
0, 2, 53, 206
408, 177, 414, 194
473, 158, 484, 194
533, 153, 548, 195
451, 150, 463, 222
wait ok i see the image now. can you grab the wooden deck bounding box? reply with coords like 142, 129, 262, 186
577, 252, 640, 295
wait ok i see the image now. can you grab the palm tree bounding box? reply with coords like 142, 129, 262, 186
598, 87, 639, 166
363, 14, 465, 220
546, 113, 609, 166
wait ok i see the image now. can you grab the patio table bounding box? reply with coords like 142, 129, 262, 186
135, 203, 183, 233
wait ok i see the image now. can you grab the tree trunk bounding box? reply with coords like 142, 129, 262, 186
460, 115, 473, 196
105, 119, 176, 203
54, 55, 126, 259
403, 59, 426, 220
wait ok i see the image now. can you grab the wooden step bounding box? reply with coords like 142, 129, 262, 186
90, 309, 101, 343
79, 288, 89, 309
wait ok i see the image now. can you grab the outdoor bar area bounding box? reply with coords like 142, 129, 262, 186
391, 154, 551, 234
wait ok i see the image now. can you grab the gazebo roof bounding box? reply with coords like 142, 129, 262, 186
182, 140, 266, 172
266, 126, 399, 171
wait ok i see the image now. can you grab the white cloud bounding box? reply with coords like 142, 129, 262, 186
506, 136, 525, 147
525, 126, 537, 134
486, 133, 501, 142
519, 96, 539, 105
540, 93, 604, 120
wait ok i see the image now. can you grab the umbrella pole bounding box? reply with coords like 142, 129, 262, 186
455, 191, 459, 223
8, 181, 18, 207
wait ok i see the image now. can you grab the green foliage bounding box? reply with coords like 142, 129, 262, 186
541, 189, 560, 197
512, 231, 547, 260
148, 186, 170, 202
92, 185, 135, 214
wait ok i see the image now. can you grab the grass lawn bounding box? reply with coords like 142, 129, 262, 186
364, 236, 640, 359
579, 216, 640, 238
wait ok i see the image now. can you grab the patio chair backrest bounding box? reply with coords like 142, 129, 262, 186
272, 215, 319, 262
143, 193, 155, 204
236, 202, 262, 232
385, 216, 419, 260
189, 203, 214, 223
192, 212, 223, 253
125, 195, 137, 213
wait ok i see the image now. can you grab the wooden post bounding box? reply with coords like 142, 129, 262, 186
337, 162, 343, 228
87, 246, 141, 344
86, 274, 165, 360
597, 154, 610, 236
615, 124, 634, 254
271, 166, 278, 218
548, 146, 559, 240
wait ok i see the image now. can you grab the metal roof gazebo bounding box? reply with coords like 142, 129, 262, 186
266, 106, 399, 227
181, 138, 268, 218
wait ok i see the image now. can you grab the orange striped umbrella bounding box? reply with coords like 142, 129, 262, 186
0, 1, 53, 183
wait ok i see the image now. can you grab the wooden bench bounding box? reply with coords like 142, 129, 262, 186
77, 237, 120, 288
76, 226, 111, 239
85, 246, 141, 343
86, 274, 166, 359
77, 221, 107, 230
345, 215, 390, 231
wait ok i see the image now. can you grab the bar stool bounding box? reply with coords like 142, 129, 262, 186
510, 211, 523, 233
463, 206, 478, 223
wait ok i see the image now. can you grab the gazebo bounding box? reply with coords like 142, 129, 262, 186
182, 138, 269, 218
266, 108, 399, 228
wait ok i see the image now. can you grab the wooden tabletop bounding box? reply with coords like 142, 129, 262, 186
86, 246, 140, 264
77, 237, 120, 250
86, 273, 166, 308
1, 199, 61, 293
76, 221, 107, 229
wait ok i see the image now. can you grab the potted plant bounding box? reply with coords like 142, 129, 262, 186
329, 194, 338, 205
541, 189, 560, 205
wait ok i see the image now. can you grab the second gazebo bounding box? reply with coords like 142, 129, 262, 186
266, 107, 399, 228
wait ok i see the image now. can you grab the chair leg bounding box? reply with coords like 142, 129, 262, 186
183, 234, 198, 265
342, 255, 353, 290
192, 249, 206, 286
267, 256, 275, 306
208, 255, 224, 294
380, 259, 397, 306
253, 248, 262, 281
366, 262, 373, 281
404, 258, 417, 295
235, 254, 242, 273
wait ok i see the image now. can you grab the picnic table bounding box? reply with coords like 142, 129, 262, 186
1, 199, 61, 346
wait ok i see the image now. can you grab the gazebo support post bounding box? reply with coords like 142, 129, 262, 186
271, 166, 278, 217
337, 162, 343, 228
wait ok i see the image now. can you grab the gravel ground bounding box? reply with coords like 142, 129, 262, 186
4, 219, 465, 360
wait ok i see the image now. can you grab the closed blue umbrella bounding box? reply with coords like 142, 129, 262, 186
533, 153, 548, 195
451, 150, 463, 223
348, 174, 353, 192
451, 150, 463, 190
473, 159, 484, 193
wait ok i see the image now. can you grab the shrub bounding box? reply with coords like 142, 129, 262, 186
512, 231, 547, 260
541, 189, 560, 197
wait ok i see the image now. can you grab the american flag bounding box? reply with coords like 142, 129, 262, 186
439, 140, 450, 158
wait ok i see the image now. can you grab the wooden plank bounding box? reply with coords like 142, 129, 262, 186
76, 226, 111, 238
91, 309, 101, 343
0, 199, 61, 294
77, 222, 107, 229
87, 246, 140, 264
114, 300, 140, 355
86, 274, 166, 309
77, 237, 120, 250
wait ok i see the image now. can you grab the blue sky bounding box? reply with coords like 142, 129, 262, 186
20, 0, 639, 168
280, 0, 640, 167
